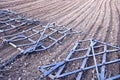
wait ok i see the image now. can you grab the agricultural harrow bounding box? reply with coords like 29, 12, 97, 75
0, 10, 80, 69
0, 9, 120, 80
39, 39, 120, 80
0, 9, 40, 37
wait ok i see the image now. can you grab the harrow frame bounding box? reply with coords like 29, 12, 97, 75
39, 39, 120, 80
0, 9, 40, 37
0, 23, 75, 69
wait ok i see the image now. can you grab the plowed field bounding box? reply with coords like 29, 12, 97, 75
0, 0, 120, 80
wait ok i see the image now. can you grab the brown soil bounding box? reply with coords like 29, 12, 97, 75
0, 0, 120, 80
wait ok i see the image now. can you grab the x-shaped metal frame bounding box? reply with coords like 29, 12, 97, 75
1, 23, 72, 53
0, 22, 75, 69
39, 39, 120, 80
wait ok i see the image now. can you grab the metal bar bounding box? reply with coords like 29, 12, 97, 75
56, 59, 120, 78
1, 19, 38, 33
40, 61, 65, 77
66, 42, 79, 61
31, 23, 51, 52
9, 42, 24, 52
91, 40, 100, 80
76, 40, 97, 80
68, 49, 119, 62
100, 45, 107, 80
17, 43, 35, 47
93, 39, 120, 49
75, 45, 104, 52
0, 17, 23, 23
106, 74, 120, 80
3, 24, 42, 38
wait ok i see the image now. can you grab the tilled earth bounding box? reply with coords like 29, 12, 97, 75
0, 0, 120, 80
